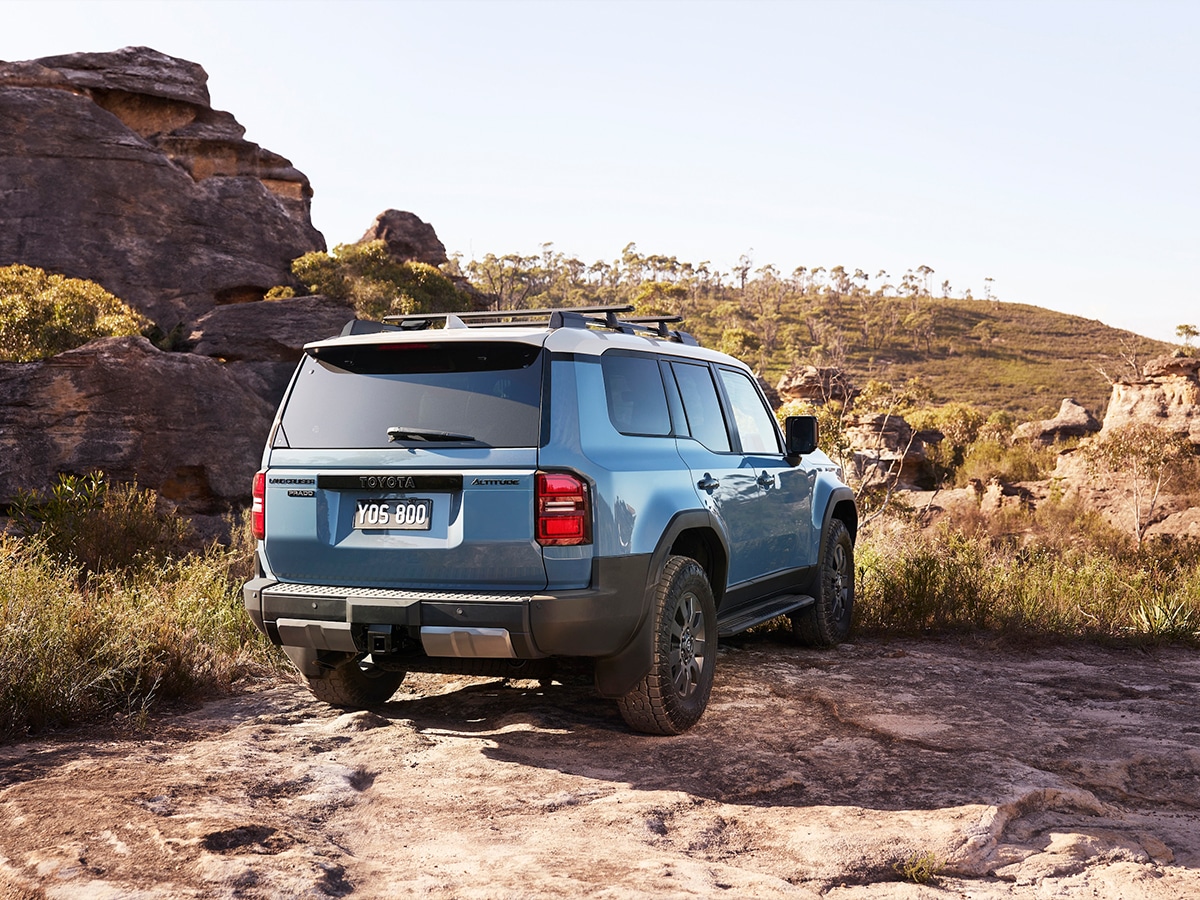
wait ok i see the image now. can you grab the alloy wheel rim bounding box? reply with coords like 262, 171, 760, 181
830, 543, 849, 620
670, 590, 706, 698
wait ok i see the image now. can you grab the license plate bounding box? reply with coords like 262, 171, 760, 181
354, 499, 432, 530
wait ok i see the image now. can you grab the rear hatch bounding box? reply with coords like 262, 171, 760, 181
261, 337, 549, 590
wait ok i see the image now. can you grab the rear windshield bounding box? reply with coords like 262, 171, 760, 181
277, 341, 543, 449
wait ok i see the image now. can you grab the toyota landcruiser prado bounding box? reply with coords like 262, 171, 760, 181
243, 305, 857, 734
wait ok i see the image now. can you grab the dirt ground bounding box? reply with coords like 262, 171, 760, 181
1, 635, 1198, 900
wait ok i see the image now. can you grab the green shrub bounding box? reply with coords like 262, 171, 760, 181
291, 240, 471, 320
909, 401, 986, 477
854, 524, 1200, 643
0, 264, 150, 361
9, 472, 193, 576
0, 526, 281, 741
956, 438, 1059, 486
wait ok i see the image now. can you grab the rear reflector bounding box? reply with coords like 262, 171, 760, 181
252, 471, 266, 540
536, 472, 591, 546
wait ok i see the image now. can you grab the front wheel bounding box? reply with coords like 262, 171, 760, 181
618, 556, 717, 735
304, 654, 405, 708
791, 518, 854, 647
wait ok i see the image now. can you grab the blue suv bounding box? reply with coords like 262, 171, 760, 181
244, 305, 857, 734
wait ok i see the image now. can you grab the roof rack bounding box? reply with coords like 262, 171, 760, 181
382, 305, 699, 345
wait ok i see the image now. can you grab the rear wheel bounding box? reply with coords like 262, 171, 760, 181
304, 654, 405, 708
791, 518, 854, 647
618, 556, 716, 735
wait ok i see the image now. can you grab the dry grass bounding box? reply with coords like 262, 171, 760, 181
854, 522, 1200, 644
0, 504, 282, 742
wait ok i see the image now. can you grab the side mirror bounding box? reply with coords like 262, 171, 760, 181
785, 415, 819, 456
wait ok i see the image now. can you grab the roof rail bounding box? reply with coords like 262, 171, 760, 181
383, 305, 699, 345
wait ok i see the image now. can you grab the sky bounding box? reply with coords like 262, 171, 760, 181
2, 0, 1196, 343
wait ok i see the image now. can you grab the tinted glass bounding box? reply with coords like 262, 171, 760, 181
718, 368, 781, 454
279, 342, 543, 448
601, 352, 671, 436
670, 362, 731, 452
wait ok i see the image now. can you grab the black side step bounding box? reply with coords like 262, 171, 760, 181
717, 593, 815, 637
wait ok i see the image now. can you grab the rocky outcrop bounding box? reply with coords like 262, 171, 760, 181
0, 46, 325, 330
358, 209, 448, 266
776, 365, 858, 405
1012, 398, 1101, 445
0, 337, 274, 514
979, 477, 1035, 513
843, 412, 939, 490
187, 294, 356, 405
1102, 354, 1200, 444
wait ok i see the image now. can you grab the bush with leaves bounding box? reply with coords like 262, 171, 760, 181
908, 401, 986, 477
9, 472, 193, 576
0, 264, 150, 361
290, 241, 471, 320
0, 511, 281, 741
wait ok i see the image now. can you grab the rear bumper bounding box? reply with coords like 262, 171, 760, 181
243, 554, 651, 661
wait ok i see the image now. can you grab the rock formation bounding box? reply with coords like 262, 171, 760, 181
1101, 354, 1200, 444
776, 364, 858, 405
187, 294, 356, 406
1012, 398, 1101, 445
358, 210, 448, 266
0, 337, 274, 514
0, 46, 325, 331
842, 412, 939, 490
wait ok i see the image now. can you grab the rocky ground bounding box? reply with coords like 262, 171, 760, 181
1, 635, 1198, 899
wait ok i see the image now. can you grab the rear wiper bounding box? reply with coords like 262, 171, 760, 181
387, 426, 476, 442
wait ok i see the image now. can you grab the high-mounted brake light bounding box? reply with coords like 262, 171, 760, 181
252, 471, 266, 540
536, 472, 591, 546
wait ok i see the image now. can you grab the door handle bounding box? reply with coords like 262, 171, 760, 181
697, 475, 720, 491
757, 472, 776, 488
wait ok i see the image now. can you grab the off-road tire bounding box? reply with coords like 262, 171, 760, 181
305, 655, 405, 708
791, 518, 854, 647
618, 556, 717, 735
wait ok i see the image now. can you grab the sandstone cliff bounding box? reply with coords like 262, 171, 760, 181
1101, 354, 1200, 443
0, 46, 325, 331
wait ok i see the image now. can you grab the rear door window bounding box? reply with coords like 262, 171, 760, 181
601, 352, 672, 436
669, 361, 731, 452
278, 341, 543, 449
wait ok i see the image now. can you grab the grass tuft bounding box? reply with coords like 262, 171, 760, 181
854, 524, 1200, 644
0, 492, 283, 742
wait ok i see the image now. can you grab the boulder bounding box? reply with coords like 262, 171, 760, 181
1102, 355, 1200, 444
1013, 398, 1101, 445
1145, 507, 1200, 542
0, 46, 325, 331
979, 477, 1035, 513
188, 294, 356, 406
0, 337, 274, 513
188, 294, 355, 363
776, 365, 858, 405
358, 209, 448, 266
843, 412, 938, 490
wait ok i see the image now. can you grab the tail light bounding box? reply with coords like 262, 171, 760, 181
536, 472, 591, 546
252, 471, 266, 540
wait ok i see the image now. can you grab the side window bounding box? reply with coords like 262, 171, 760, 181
670, 362, 731, 452
718, 368, 782, 454
601, 352, 671, 436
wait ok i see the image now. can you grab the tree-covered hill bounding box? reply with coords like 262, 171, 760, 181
815, 297, 1170, 421
452, 245, 1174, 421
289, 241, 1177, 423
